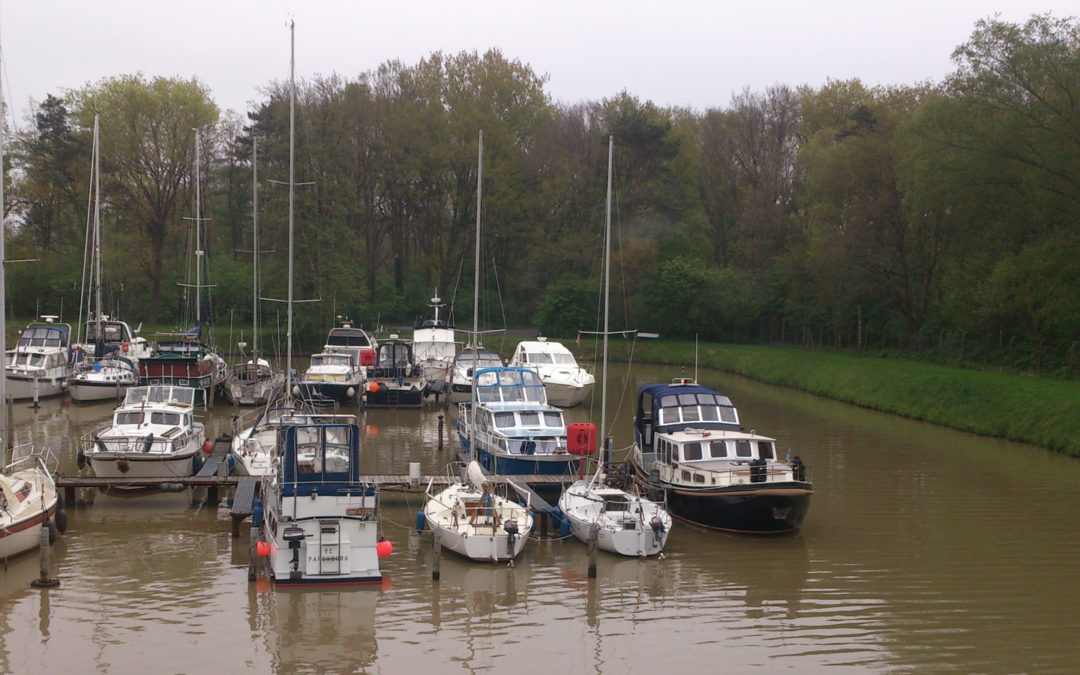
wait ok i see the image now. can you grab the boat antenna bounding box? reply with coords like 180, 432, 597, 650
694, 334, 699, 384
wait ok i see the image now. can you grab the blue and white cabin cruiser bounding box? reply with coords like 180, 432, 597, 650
5, 318, 73, 400
82, 385, 205, 482
630, 379, 812, 533
447, 347, 503, 405
508, 338, 595, 408
457, 367, 578, 477
364, 338, 427, 408
262, 417, 383, 585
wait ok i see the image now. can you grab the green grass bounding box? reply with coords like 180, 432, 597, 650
579, 340, 1080, 457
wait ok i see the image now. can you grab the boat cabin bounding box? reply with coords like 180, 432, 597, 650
634, 380, 739, 454
280, 422, 368, 497
371, 340, 415, 375
475, 367, 547, 404
16, 323, 70, 351
511, 339, 579, 367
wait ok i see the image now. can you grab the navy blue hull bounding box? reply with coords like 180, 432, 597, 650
665, 486, 811, 533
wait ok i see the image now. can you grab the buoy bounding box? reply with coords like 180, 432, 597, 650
76, 449, 87, 469
201, 440, 215, 454
54, 501, 68, 535
367, 381, 380, 394
376, 538, 393, 558
192, 454, 203, 475
415, 510, 426, 532
252, 498, 264, 527
346, 386, 356, 398
559, 515, 571, 538
47, 519, 57, 545
256, 541, 271, 557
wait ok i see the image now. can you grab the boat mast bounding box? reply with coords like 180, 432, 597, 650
285, 19, 296, 395
93, 113, 103, 336
470, 131, 482, 461
0, 31, 7, 456
194, 129, 202, 330
252, 136, 259, 361
601, 136, 613, 445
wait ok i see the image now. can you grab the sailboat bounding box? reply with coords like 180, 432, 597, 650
223, 136, 285, 407
422, 131, 533, 563
69, 113, 149, 402
259, 22, 386, 584
137, 130, 228, 407
558, 137, 671, 557
0, 51, 62, 558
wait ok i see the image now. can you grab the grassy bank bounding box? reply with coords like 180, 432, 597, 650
579, 339, 1080, 457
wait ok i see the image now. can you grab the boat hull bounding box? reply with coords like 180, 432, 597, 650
87, 448, 199, 482
543, 380, 593, 408
559, 483, 671, 557
68, 380, 128, 402
364, 385, 423, 408
424, 483, 533, 562
0, 503, 58, 559
297, 382, 360, 405
5, 374, 66, 400
662, 483, 811, 533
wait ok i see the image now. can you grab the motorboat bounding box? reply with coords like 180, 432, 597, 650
508, 338, 594, 407
72, 318, 152, 365
296, 319, 375, 405
457, 366, 578, 477
364, 338, 427, 408
422, 461, 533, 563
411, 291, 458, 394
138, 331, 228, 407
446, 347, 503, 405
4, 318, 73, 400
261, 415, 384, 585
68, 355, 139, 402
82, 385, 205, 482
630, 378, 812, 533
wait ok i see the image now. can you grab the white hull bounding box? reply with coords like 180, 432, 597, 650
5, 374, 66, 400
0, 463, 59, 559
88, 448, 199, 481
69, 381, 128, 402
543, 380, 593, 408
559, 480, 671, 557
424, 482, 533, 562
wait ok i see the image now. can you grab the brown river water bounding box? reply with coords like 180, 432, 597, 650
1, 362, 1078, 673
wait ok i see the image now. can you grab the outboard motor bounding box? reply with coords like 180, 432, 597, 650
503, 519, 519, 557
650, 515, 666, 546
283, 526, 306, 576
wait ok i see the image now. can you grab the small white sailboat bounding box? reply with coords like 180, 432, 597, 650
558, 136, 671, 557
508, 337, 594, 407
423, 131, 533, 564
223, 136, 284, 407
70, 114, 148, 402
0, 61, 63, 556
423, 461, 533, 563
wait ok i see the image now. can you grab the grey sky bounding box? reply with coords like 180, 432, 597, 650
3, 1, 1076, 127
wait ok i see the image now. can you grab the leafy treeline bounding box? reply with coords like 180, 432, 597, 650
6, 14, 1080, 371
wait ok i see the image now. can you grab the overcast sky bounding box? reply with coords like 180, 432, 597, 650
2, 1, 1076, 128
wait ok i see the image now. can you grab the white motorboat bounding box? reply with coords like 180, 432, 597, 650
230, 405, 315, 478
558, 136, 671, 557
5, 318, 73, 400
423, 461, 533, 563
298, 351, 364, 405
411, 291, 458, 393
82, 385, 205, 482
69, 356, 139, 402
446, 347, 503, 405
508, 337, 594, 407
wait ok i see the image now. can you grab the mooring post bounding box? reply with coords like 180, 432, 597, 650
541, 511, 549, 539
64, 485, 76, 507
587, 523, 599, 578
433, 528, 442, 581
30, 525, 59, 588
437, 414, 444, 452
31, 377, 41, 410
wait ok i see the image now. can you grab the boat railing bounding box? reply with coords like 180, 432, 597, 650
472, 427, 566, 456
674, 460, 812, 487
4, 442, 59, 476
82, 432, 183, 455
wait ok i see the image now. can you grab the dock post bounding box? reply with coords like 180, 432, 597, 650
541, 511, 549, 539
432, 528, 442, 581
64, 485, 76, 507
30, 525, 59, 588
248, 525, 260, 581
409, 462, 420, 488
31, 377, 41, 409
437, 414, 444, 451
587, 523, 599, 578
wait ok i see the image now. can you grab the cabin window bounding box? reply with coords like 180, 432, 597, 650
683, 442, 703, 461
660, 439, 671, 464
719, 407, 737, 424
543, 412, 562, 427
710, 440, 727, 458
700, 406, 719, 421
735, 440, 752, 457
530, 353, 553, 364
517, 412, 540, 426
678, 393, 697, 406
117, 411, 141, 425
681, 405, 700, 422
150, 412, 180, 426
659, 395, 678, 408
554, 353, 575, 365
759, 441, 775, 459
494, 412, 515, 428
658, 407, 678, 426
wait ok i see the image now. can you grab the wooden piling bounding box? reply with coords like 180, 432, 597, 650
587, 523, 599, 578
30, 525, 59, 588
437, 414, 444, 451
432, 528, 442, 581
